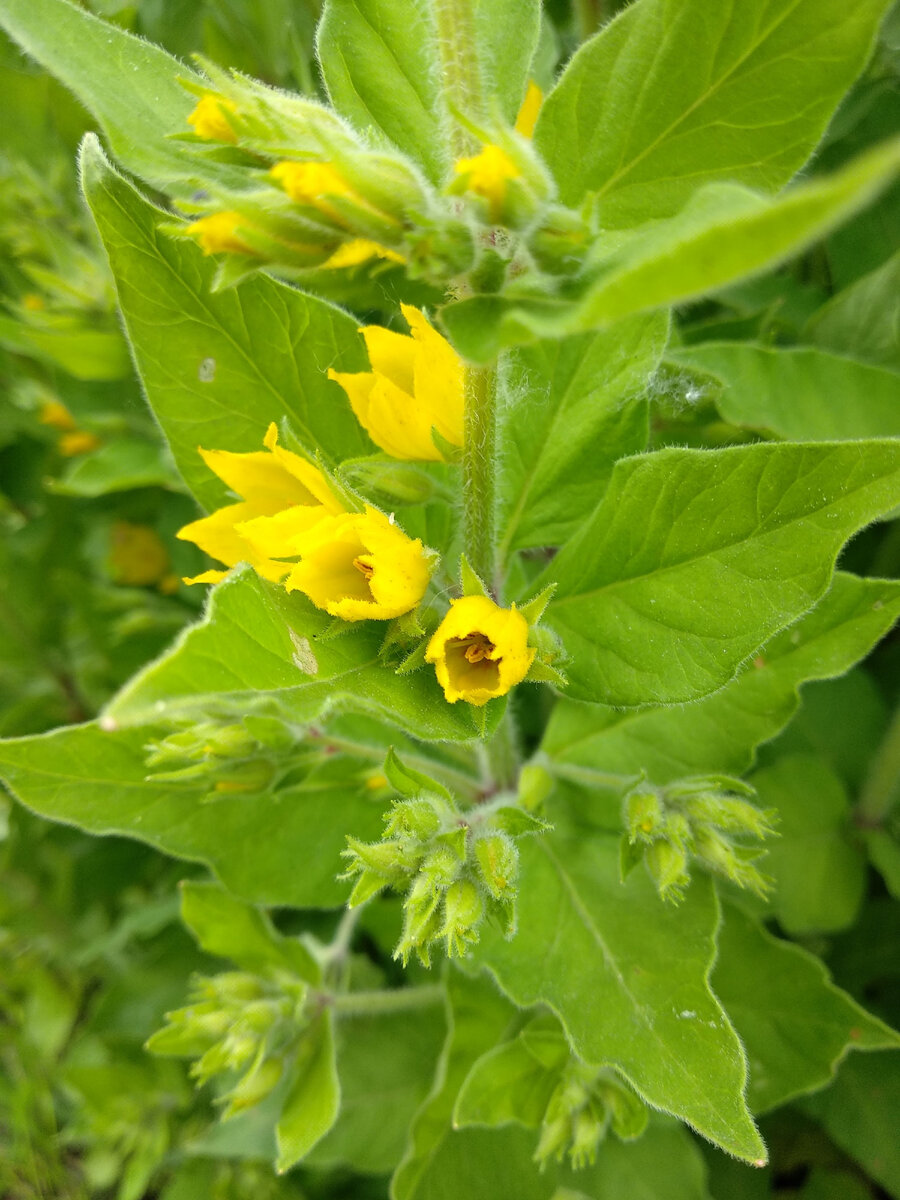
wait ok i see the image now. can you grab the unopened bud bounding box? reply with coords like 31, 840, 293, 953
693, 829, 772, 898
420, 845, 462, 889
341, 459, 435, 507
645, 839, 690, 903
383, 797, 443, 841
342, 836, 421, 882
224, 1053, 283, 1115
474, 834, 518, 900
686, 794, 776, 839
569, 1104, 605, 1168
518, 763, 553, 812
440, 878, 483, 958
625, 787, 664, 842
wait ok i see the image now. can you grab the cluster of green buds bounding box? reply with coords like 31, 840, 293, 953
621, 774, 777, 903
146, 969, 309, 1119
144, 714, 304, 795
535, 1061, 648, 1170
341, 749, 548, 966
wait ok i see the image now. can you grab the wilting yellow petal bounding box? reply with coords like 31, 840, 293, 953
426, 595, 534, 706
284, 506, 431, 621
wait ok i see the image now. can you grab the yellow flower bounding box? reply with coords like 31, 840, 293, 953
39, 399, 76, 432
321, 239, 405, 270
59, 430, 101, 456
426, 595, 535, 707
327, 304, 464, 462
270, 161, 361, 223
23, 292, 45, 312
187, 95, 238, 143
454, 145, 521, 220
108, 522, 171, 587
282, 505, 431, 621
176, 423, 343, 585
186, 212, 255, 256
514, 81, 543, 138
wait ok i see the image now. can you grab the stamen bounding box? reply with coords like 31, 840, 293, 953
463, 634, 496, 664
353, 557, 374, 580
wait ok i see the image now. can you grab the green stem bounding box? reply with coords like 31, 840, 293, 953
484, 707, 520, 792
331, 984, 444, 1018
551, 762, 641, 792
462, 363, 498, 589
433, 0, 482, 158
856, 705, 900, 826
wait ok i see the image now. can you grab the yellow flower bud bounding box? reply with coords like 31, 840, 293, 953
425, 595, 535, 706
454, 144, 521, 220
187, 94, 238, 143
176, 423, 343, 585
321, 238, 405, 270
185, 212, 255, 256
270, 160, 360, 223
107, 521, 171, 587
514, 80, 543, 138
328, 305, 464, 462
283, 505, 432, 621
59, 430, 101, 456
38, 399, 76, 432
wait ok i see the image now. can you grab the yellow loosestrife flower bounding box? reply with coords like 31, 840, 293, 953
186, 212, 255, 256
39, 399, 76, 432
282, 505, 431, 621
426, 595, 535, 707
454, 145, 521, 220
328, 304, 464, 462
59, 430, 101, 456
176, 424, 343, 585
108, 522, 172, 588
270, 161, 361, 223
514, 81, 543, 138
187, 95, 238, 143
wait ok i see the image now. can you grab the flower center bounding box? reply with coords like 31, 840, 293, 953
446, 632, 501, 693
352, 556, 374, 581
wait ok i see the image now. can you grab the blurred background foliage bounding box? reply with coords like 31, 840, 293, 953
0, 1, 898, 1197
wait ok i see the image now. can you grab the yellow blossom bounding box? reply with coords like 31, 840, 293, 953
107, 522, 171, 587
39, 399, 76, 432
186, 212, 255, 256
514, 81, 543, 138
321, 239, 405, 270
23, 292, 45, 312
176, 424, 343, 585
426, 595, 535, 707
327, 304, 464, 462
454, 145, 521, 220
270, 161, 361, 223
282, 505, 431, 621
187, 95, 238, 143
59, 430, 101, 456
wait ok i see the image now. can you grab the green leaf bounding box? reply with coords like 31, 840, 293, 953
0, 315, 132, 381
0, 723, 383, 907
543, 573, 900, 784
384, 746, 453, 801
751, 755, 867, 935
178, 880, 320, 982
473, 801, 766, 1162
802, 1053, 900, 1199
714, 905, 898, 1115
80, 136, 373, 507
535, 0, 894, 221
392, 971, 515, 1200
49, 438, 182, 497
533, 441, 900, 705
667, 343, 900, 442
497, 314, 667, 555
308, 1002, 446, 1174
276, 1013, 340, 1172
317, 0, 540, 185
0, 0, 210, 189
806, 250, 900, 371
106, 569, 491, 743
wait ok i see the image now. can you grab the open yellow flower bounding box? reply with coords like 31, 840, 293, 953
177, 424, 343, 585
187, 95, 238, 143
327, 304, 464, 462
426, 595, 535, 706
283, 505, 431, 621
454, 145, 521, 220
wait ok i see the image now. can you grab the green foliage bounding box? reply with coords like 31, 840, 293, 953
0, 0, 899, 1196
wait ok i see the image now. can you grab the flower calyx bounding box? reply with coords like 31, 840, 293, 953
621, 774, 778, 903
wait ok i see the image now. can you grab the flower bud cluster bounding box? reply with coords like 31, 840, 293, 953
147, 969, 309, 1119
621, 774, 777, 903
340, 753, 547, 966
535, 1062, 648, 1170
144, 715, 299, 795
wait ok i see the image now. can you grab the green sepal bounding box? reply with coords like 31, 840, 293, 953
431, 426, 463, 463
619, 835, 644, 883
517, 763, 554, 812
383, 747, 453, 802
492, 806, 552, 837
394, 639, 430, 675
460, 554, 490, 597
518, 583, 556, 626
524, 659, 568, 687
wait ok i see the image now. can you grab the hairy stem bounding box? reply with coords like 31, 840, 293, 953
433, 0, 481, 158
462, 363, 498, 589
331, 984, 444, 1018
